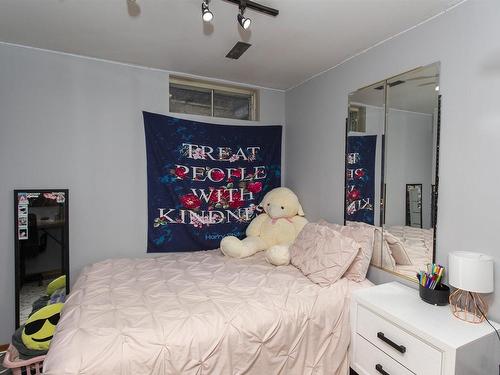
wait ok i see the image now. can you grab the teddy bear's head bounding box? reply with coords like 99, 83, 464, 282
259, 187, 305, 219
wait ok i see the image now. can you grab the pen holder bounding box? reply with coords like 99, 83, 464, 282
419, 283, 450, 306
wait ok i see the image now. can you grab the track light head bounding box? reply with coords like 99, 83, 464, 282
202, 1, 213, 22
237, 10, 251, 30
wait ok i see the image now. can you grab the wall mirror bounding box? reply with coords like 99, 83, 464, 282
14, 189, 69, 327
406, 183, 423, 228
345, 62, 440, 282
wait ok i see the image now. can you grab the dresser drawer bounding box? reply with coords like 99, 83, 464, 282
353, 334, 414, 375
356, 305, 442, 375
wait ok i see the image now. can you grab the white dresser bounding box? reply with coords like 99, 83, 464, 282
350, 282, 500, 375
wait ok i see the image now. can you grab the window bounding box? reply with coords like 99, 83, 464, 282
348, 105, 366, 132
169, 76, 258, 121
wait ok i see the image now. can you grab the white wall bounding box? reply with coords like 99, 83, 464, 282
385, 109, 434, 229
0, 43, 285, 343
286, 0, 500, 321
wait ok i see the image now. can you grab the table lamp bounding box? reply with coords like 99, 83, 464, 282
448, 251, 494, 324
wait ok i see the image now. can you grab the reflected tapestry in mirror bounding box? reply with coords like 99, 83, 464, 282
345, 81, 385, 228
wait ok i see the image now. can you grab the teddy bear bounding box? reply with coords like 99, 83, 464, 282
220, 187, 308, 266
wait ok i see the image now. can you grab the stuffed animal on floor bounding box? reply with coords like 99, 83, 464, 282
220, 187, 308, 266
22, 302, 63, 351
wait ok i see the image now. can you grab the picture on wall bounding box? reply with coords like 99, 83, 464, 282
345, 135, 377, 225
144, 112, 282, 252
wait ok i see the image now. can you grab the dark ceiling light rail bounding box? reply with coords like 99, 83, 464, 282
222, 0, 279, 17
202, 0, 278, 31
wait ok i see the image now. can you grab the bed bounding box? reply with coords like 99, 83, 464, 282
386, 226, 433, 278
43, 250, 371, 375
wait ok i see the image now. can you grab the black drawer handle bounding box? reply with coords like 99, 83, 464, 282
377, 332, 406, 354
375, 364, 391, 375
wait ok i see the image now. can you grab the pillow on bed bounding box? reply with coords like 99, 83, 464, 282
384, 231, 412, 265
317, 220, 374, 282
346, 221, 396, 270
290, 223, 361, 286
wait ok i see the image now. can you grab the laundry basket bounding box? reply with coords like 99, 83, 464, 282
2, 344, 46, 375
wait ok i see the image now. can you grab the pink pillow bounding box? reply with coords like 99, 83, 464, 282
290, 223, 361, 286
318, 220, 374, 282
346, 221, 396, 270
384, 231, 412, 265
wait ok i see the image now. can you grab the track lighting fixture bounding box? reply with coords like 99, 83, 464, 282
237, 1, 251, 30
237, 11, 251, 30
202, 1, 214, 22
199, 0, 278, 32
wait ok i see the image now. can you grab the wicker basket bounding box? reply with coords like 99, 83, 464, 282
2, 344, 46, 375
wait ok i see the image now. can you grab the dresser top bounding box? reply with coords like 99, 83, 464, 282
352, 282, 500, 349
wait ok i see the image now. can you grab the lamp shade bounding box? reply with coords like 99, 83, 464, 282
448, 251, 494, 293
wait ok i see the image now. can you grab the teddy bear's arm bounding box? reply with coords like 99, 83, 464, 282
291, 216, 308, 235
246, 213, 268, 237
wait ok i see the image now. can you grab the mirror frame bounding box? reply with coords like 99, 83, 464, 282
14, 189, 70, 328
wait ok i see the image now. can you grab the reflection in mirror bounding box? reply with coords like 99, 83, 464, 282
345, 81, 385, 267
383, 63, 440, 281
345, 62, 440, 283
406, 184, 422, 228
15, 190, 69, 327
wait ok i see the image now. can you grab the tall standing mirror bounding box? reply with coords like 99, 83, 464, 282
14, 190, 69, 327
345, 62, 440, 282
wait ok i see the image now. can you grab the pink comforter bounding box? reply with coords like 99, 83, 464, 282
44, 250, 371, 375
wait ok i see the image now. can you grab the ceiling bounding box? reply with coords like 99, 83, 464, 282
0, 0, 464, 90
350, 63, 440, 114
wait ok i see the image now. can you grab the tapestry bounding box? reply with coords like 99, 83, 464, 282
144, 112, 282, 252
345, 135, 377, 225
